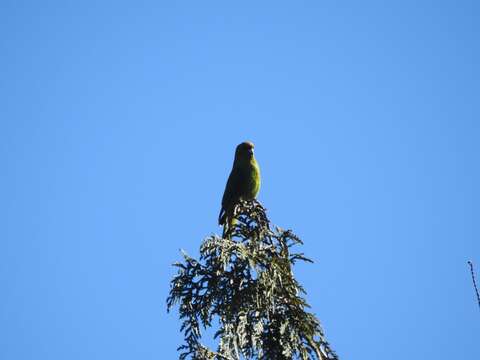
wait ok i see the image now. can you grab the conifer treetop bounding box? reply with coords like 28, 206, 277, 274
167, 200, 338, 360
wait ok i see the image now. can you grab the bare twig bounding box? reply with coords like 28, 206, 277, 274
467, 261, 480, 309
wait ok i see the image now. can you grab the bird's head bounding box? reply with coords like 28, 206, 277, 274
235, 141, 255, 161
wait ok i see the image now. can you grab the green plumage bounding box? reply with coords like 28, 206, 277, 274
219, 142, 261, 230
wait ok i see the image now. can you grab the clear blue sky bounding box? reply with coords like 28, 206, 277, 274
1, 1, 479, 359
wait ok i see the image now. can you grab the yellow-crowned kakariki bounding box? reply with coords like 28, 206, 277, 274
219, 141, 261, 235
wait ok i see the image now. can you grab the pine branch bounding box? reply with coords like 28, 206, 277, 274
167, 200, 338, 359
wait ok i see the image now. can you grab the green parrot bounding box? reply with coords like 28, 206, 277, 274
218, 141, 261, 232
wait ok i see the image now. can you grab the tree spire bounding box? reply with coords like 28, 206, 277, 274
167, 200, 338, 360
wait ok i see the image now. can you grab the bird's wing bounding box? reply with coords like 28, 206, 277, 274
219, 167, 243, 225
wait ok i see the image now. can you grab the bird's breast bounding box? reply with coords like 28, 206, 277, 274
242, 160, 260, 200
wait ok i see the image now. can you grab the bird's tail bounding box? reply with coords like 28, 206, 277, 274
218, 208, 226, 226
219, 207, 237, 238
